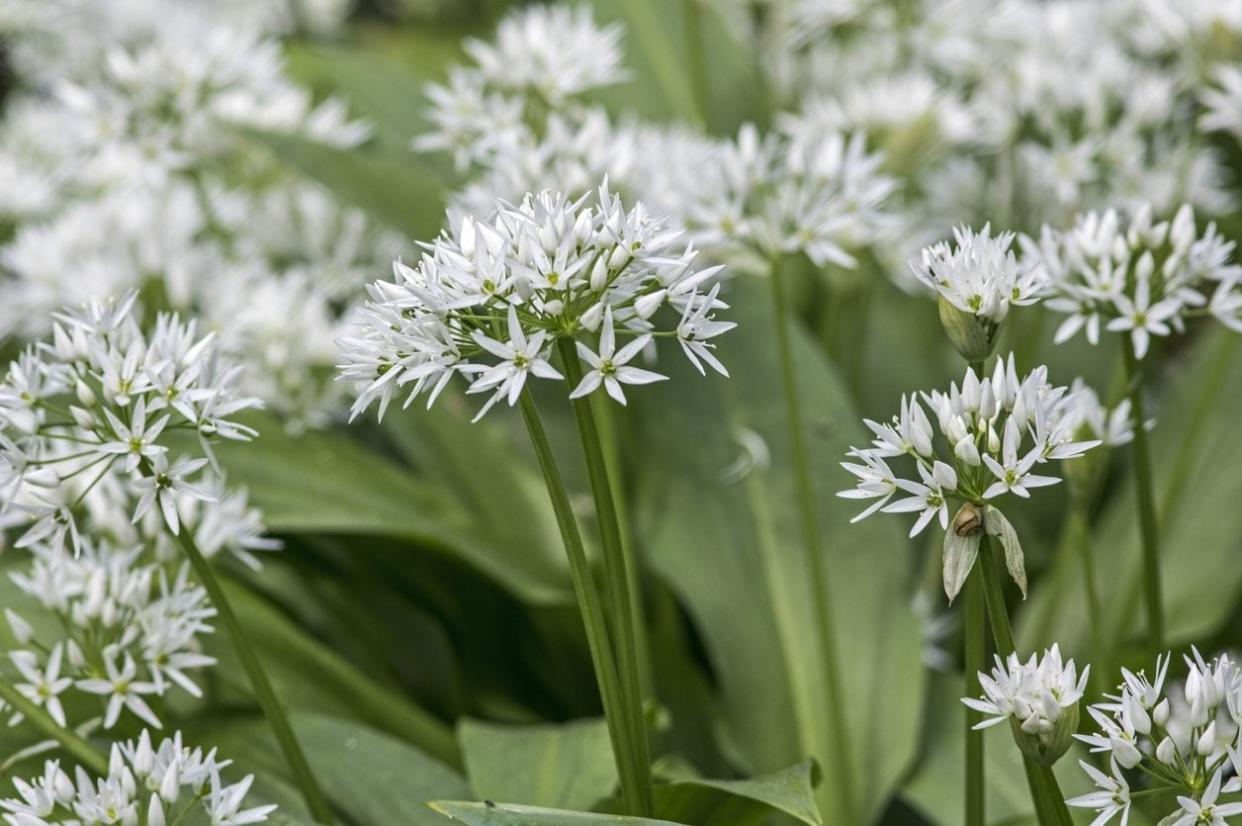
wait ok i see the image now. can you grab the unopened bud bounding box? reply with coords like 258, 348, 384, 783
938, 295, 1000, 363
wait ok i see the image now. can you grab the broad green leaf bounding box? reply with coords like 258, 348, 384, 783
212, 411, 572, 605
1017, 330, 1242, 654
197, 713, 468, 826
458, 718, 618, 811
207, 579, 460, 766
430, 802, 684, 825
659, 760, 822, 826
630, 279, 926, 823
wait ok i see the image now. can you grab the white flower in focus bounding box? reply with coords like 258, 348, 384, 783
570, 308, 666, 405
1066, 758, 1131, 826
76, 649, 162, 729
10, 645, 73, 728
911, 225, 1045, 324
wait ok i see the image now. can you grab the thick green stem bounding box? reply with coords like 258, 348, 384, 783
681, 0, 712, 131
1069, 499, 1107, 693
978, 541, 1074, 826
0, 678, 108, 775
518, 390, 652, 816
964, 567, 986, 826
769, 255, 855, 823
170, 527, 334, 824
1121, 337, 1164, 651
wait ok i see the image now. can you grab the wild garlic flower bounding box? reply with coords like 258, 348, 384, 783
963, 644, 1088, 765
654, 123, 897, 272
338, 182, 733, 422
1202, 66, 1242, 141
413, 5, 624, 172
839, 354, 1100, 599
0, 293, 262, 547
4, 541, 215, 731
1025, 204, 1242, 358
910, 225, 1046, 360
0, 730, 276, 826
1074, 650, 1242, 825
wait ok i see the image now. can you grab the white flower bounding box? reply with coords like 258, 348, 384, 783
339, 182, 731, 422
131, 455, 213, 535
1067, 758, 1131, 826
882, 460, 956, 537
963, 645, 1088, 739
76, 649, 162, 729
911, 224, 1046, 324
10, 645, 73, 728
569, 308, 666, 405
1169, 769, 1242, 826
981, 418, 1059, 499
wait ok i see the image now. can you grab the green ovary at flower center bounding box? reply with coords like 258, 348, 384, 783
600, 359, 616, 377
129, 437, 144, 453
514, 354, 529, 368
968, 294, 983, 311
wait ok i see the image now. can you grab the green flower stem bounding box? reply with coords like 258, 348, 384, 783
1121, 336, 1164, 651
557, 339, 654, 815
518, 390, 652, 816
168, 525, 334, 825
769, 254, 855, 824
964, 566, 986, 826
1069, 498, 1107, 694
978, 541, 1074, 826
0, 678, 108, 775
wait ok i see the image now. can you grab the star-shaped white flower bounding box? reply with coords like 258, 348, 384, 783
569, 308, 666, 405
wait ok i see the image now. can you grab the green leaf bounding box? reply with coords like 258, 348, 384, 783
207, 579, 460, 766
458, 718, 618, 811
659, 760, 822, 826
212, 411, 573, 605
199, 713, 468, 826
429, 802, 684, 826
1017, 329, 1242, 653
630, 279, 926, 822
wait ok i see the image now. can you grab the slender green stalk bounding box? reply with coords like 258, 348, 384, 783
592, 394, 654, 699
681, 0, 712, 131
769, 255, 855, 824
517, 390, 652, 816
0, 678, 108, 775
557, 340, 654, 815
978, 541, 1074, 826
169, 526, 334, 825
963, 567, 986, 826
1069, 498, 1107, 693
1121, 337, 1164, 651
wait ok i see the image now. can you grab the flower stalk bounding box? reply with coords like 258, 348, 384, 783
557, 338, 655, 814
163, 509, 334, 825
0, 677, 108, 775
518, 390, 653, 816
963, 567, 986, 826
770, 254, 855, 823
1121, 336, 1164, 651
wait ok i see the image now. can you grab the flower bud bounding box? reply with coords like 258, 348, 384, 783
1198, 721, 1218, 756
75, 380, 97, 407
1153, 698, 1170, 726
937, 295, 1000, 363
1011, 700, 1080, 766
1156, 736, 1176, 764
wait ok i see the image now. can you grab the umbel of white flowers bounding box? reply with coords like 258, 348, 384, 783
0, 730, 276, 826
838, 354, 1100, 600
0, 292, 274, 732
1070, 649, 1242, 826
1026, 203, 1242, 359
911, 225, 1047, 362
338, 181, 734, 422
962, 644, 1088, 766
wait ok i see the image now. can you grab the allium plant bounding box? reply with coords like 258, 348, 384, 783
0, 294, 330, 823
1026, 203, 1242, 651
0, 730, 276, 826
1072, 650, 1242, 825
963, 645, 1089, 766
839, 354, 1099, 600
339, 181, 733, 819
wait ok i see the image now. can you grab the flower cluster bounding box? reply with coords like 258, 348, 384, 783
413, 5, 625, 173
1071, 650, 1242, 825
0, 2, 397, 427
0, 730, 276, 826
0, 294, 274, 732
962, 644, 1088, 765
1025, 204, 1242, 358
839, 355, 1099, 599
338, 182, 733, 421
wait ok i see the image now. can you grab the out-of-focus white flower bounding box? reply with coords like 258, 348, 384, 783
1202, 66, 1242, 140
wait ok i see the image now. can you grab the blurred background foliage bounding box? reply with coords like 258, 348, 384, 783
4, 1, 1241, 825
